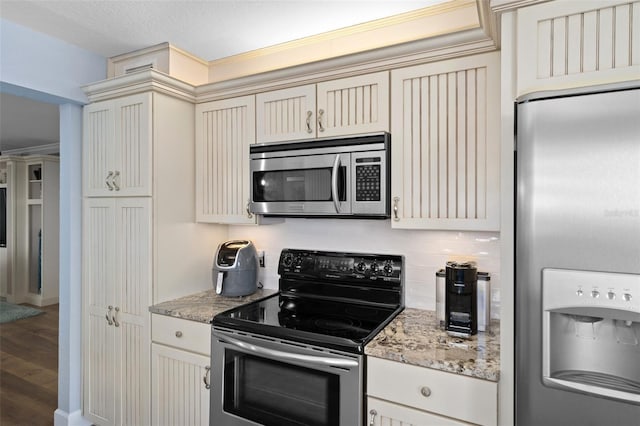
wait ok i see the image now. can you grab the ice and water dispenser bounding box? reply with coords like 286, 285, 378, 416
542, 268, 640, 404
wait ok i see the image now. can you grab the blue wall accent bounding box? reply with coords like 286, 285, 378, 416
0, 18, 106, 104
1, 18, 106, 426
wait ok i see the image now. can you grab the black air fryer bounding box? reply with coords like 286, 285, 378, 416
445, 261, 477, 337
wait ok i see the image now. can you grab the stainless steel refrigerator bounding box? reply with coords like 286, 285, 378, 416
515, 82, 640, 425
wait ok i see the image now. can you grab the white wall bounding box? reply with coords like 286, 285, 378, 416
228, 219, 501, 318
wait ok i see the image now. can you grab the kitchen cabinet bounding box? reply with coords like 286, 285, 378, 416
516, 0, 640, 96
83, 93, 152, 197
390, 52, 500, 231
0, 156, 59, 306
82, 197, 152, 426
151, 314, 211, 426
195, 95, 257, 224
367, 357, 498, 426
82, 72, 227, 425
256, 71, 389, 143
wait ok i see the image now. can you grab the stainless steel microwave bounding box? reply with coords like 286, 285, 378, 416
249, 132, 390, 218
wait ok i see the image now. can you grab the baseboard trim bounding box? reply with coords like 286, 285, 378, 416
54, 409, 91, 426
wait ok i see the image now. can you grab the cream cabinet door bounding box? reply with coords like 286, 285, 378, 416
516, 0, 640, 96
195, 95, 257, 224
152, 343, 211, 426
367, 397, 472, 426
83, 197, 152, 426
256, 85, 316, 143
390, 52, 500, 231
317, 71, 389, 137
83, 93, 152, 197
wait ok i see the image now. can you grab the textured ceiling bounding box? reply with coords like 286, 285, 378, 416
0, 0, 446, 153
0, 0, 446, 61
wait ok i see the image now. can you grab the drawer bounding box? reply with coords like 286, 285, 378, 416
152, 314, 211, 356
367, 357, 497, 426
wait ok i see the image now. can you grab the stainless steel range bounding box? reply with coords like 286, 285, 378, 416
210, 249, 404, 426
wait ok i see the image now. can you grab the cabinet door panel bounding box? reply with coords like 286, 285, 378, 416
196, 96, 256, 224
113, 93, 153, 196
152, 344, 210, 426
317, 71, 389, 137
115, 198, 151, 426
256, 85, 316, 142
367, 397, 471, 426
390, 52, 500, 230
82, 198, 117, 425
82, 198, 151, 426
83, 93, 152, 197
516, 0, 640, 95
84, 102, 115, 197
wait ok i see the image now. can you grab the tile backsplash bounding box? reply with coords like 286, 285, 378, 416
227, 218, 501, 318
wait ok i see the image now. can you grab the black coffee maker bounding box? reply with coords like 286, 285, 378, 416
445, 261, 478, 337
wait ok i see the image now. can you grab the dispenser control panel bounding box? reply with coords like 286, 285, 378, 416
542, 268, 640, 314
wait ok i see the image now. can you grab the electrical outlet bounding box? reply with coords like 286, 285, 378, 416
257, 250, 265, 267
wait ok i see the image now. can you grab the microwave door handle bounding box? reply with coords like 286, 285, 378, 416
221, 334, 358, 368
331, 154, 341, 213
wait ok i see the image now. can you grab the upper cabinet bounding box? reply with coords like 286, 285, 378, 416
83, 93, 152, 197
256, 71, 389, 143
390, 52, 500, 231
516, 0, 640, 95
195, 95, 257, 224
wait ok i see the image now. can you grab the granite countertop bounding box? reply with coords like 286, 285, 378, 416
365, 308, 500, 382
149, 288, 278, 323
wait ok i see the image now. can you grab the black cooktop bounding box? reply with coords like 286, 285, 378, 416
212, 249, 405, 354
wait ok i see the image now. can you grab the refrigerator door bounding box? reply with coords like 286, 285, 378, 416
516, 84, 640, 425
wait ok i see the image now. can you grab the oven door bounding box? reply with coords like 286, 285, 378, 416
210, 328, 363, 426
250, 151, 351, 216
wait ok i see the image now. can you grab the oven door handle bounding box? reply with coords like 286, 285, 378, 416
331, 154, 341, 213
221, 334, 358, 368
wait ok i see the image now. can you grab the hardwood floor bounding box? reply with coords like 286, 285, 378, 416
0, 303, 58, 426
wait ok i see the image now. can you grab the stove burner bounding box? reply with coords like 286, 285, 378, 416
314, 317, 367, 334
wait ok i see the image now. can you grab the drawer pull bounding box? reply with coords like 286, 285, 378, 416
420, 386, 432, 397
368, 409, 377, 426
175, 331, 183, 338
204, 365, 211, 390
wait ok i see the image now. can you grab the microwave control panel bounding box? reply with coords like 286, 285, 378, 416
355, 157, 381, 202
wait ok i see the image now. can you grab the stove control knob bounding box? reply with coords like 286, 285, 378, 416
294, 256, 303, 267
370, 263, 379, 274
623, 293, 632, 302
607, 291, 615, 300
383, 262, 394, 276
282, 253, 294, 267
576, 289, 583, 296
591, 290, 600, 299
356, 262, 367, 273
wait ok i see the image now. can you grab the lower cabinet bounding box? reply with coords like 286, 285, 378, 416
367, 357, 498, 426
367, 397, 471, 426
151, 314, 211, 426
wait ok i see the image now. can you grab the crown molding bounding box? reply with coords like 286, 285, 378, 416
196, 26, 497, 102
83, 69, 196, 103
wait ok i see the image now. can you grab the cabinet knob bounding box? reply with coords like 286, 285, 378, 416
175, 331, 183, 338
105, 171, 114, 191
204, 365, 211, 390
393, 197, 400, 221
420, 386, 432, 397
369, 409, 377, 426
317, 109, 325, 132
105, 305, 113, 325
112, 306, 120, 328
306, 111, 313, 133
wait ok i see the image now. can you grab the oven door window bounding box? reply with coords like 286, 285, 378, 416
223, 349, 340, 426
253, 166, 346, 202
